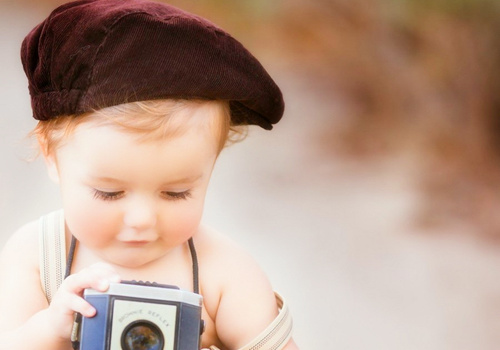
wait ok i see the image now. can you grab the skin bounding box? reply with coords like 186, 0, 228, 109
0, 106, 298, 349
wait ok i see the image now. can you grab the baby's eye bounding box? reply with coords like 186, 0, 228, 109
161, 190, 192, 201
93, 189, 125, 201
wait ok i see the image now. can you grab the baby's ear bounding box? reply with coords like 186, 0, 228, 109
38, 138, 60, 183
44, 154, 60, 184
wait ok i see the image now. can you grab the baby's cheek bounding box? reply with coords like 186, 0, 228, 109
162, 203, 204, 237
67, 206, 122, 245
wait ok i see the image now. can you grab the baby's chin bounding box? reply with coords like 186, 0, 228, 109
99, 249, 164, 270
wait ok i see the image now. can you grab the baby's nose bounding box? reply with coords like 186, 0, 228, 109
123, 199, 157, 230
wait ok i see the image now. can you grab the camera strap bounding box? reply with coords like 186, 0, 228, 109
39, 209, 66, 304
188, 237, 200, 294
65, 236, 200, 350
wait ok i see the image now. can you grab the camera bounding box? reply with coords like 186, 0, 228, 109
77, 281, 204, 350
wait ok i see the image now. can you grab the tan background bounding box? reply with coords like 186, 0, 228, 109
1, 0, 500, 348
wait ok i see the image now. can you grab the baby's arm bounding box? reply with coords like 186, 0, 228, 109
199, 229, 299, 349
0, 222, 120, 350
215, 256, 299, 350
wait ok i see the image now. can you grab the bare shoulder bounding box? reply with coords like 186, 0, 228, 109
195, 225, 253, 263
195, 225, 278, 348
0, 219, 39, 265
195, 225, 270, 291
0, 219, 47, 329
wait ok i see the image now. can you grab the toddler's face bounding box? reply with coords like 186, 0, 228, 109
46, 119, 219, 268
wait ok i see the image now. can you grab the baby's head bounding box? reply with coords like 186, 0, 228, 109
34, 98, 234, 268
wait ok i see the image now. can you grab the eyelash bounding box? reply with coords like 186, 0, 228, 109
161, 190, 192, 201
93, 190, 125, 201
92, 190, 192, 201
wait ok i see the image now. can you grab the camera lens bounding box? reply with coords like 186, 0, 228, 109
121, 320, 164, 350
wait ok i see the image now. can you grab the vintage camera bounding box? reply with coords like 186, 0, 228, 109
77, 281, 204, 350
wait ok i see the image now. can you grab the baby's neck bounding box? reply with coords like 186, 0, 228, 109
72, 241, 195, 291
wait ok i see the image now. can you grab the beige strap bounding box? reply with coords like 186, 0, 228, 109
39, 209, 66, 303
210, 292, 293, 350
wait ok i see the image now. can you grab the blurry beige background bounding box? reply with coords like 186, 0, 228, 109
2, 0, 500, 349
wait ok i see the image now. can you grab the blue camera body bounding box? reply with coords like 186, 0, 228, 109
79, 281, 204, 350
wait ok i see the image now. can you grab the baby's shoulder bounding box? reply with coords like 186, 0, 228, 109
195, 225, 262, 277
195, 225, 274, 305
1, 219, 39, 262
0, 219, 40, 296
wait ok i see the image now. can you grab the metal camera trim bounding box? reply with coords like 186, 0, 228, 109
84, 282, 202, 307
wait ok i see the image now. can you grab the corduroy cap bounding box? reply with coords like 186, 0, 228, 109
21, 0, 284, 130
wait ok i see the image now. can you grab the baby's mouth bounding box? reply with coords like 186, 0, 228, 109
120, 240, 152, 247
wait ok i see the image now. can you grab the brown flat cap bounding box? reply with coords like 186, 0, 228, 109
21, 0, 284, 129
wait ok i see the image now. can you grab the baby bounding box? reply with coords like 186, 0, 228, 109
0, 0, 297, 349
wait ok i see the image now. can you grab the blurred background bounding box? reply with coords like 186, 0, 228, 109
1, 0, 500, 348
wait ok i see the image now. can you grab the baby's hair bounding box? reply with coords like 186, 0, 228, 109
33, 99, 247, 157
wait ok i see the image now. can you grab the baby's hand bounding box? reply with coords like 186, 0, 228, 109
46, 263, 121, 340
